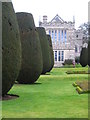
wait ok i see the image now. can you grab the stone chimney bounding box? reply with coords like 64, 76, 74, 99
73, 16, 75, 23
43, 15, 47, 23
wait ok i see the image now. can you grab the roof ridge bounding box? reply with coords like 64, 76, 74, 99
50, 14, 64, 23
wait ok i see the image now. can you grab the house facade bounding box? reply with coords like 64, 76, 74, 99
39, 14, 83, 67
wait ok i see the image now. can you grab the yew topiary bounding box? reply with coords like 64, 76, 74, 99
37, 27, 51, 74
80, 47, 88, 67
16, 12, 43, 84
47, 34, 54, 72
88, 25, 90, 66
88, 41, 90, 66
2, 2, 21, 96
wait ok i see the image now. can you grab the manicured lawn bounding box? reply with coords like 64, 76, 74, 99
2, 67, 89, 118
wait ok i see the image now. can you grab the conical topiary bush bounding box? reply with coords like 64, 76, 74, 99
16, 12, 43, 84
47, 34, 54, 72
2, 2, 21, 96
37, 27, 51, 74
88, 41, 90, 66
88, 25, 90, 67
80, 47, 88, 67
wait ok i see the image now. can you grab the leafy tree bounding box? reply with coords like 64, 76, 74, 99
79, 22, 89, 44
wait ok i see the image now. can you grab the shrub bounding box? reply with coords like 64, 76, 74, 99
66, 70, 88, 74
80, 47, 88, 67
88, 41, 90, 66
2, 2, 21, 96
75, 56, 80, 64
37, 27, 51, 74
63, 59, 73, 65
47, 34, 54, 72
16, 12, 43, 84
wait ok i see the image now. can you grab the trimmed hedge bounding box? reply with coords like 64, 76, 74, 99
76, 86, 83, 94
63, 59, 73, 65
75, 56, 80, 64
37, 27, 51, 74
88, 41, 90, 66
72, 82, 78, 87
2, 2, 21, 96
16, 12, 43, 84
80, 47, 88, 67
88, 25, 90, 66
66, 70, 89, 74
47, 34, 54, 72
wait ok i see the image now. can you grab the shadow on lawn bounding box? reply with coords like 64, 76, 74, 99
0, 94, 19, 101
15, 81, 42, 85
1, 118, 89, 120
42, 73, 51, 75
30, 82, 42, 85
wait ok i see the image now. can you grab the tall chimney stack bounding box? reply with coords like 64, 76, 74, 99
43, 15, 47, 23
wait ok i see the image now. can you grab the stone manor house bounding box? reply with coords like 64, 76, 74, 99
39, 14, 84, 67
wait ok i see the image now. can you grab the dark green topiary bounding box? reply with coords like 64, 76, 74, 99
37, 27, 51, 74
80, 47, 88, 67
75, 56, 80, 64
16, 12, 43, 84
63, 59, 73, 65
47, 34, 54, 72
88, 25, 90, 66
2, 2, 21, 96
88, 41, 90, 67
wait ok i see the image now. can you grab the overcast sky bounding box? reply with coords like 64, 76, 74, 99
12, 0, 89, 29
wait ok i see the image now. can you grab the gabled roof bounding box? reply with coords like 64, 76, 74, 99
50, 14, 64, 23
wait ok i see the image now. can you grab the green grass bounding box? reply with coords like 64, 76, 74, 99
2, 67, 89, 118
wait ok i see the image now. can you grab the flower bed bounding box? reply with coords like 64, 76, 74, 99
73, 81, 90, 94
